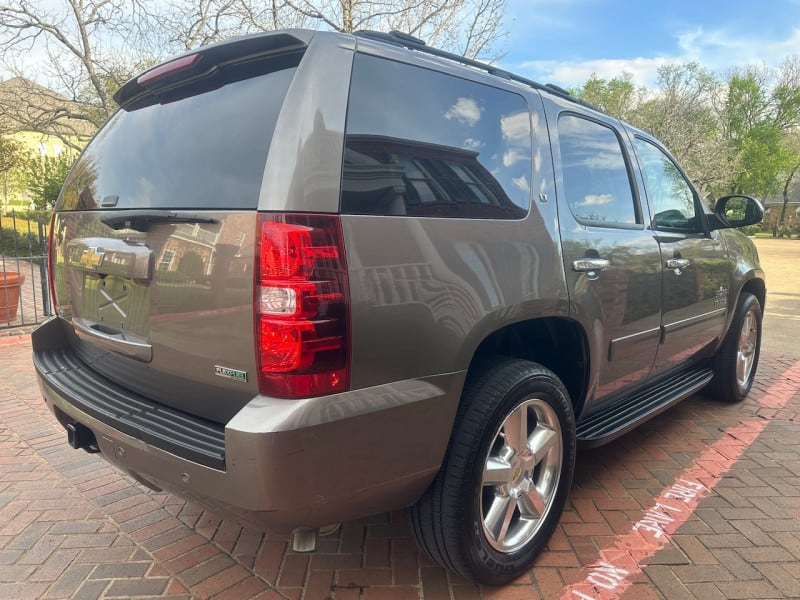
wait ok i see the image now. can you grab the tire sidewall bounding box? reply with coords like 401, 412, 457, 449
733, 294, 762, 398
458, 369, 576, 584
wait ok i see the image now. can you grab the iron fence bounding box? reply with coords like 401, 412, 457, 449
0, 209, 51, 330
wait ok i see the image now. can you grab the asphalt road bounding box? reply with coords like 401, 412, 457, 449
753, 237, 800, 356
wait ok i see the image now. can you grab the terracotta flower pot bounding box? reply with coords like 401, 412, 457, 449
0, 271, 25, 322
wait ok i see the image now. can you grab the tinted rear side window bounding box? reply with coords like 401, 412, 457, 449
58, 60, 299, 211
341, 54, 531, 219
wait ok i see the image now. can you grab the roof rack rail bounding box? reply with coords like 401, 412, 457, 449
352, 30, 599, 111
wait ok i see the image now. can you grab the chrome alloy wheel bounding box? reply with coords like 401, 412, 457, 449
736, 305, 759, 388
480, 397, 562, 553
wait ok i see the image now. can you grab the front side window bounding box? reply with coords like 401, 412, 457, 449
634, 138, 698, 231
558, 115, 639, 227
341, 54, 532, 219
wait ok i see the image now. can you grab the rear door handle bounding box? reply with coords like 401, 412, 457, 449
573, 258, 610, 279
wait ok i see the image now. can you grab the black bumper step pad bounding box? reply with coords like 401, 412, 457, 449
34, 347, 226, 470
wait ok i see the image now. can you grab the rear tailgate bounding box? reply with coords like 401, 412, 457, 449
47, 33, 308, 424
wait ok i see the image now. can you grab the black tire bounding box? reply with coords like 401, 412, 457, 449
408, 358, 576, 585
708, 292, 762, 402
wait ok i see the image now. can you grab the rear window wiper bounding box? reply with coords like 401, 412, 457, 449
101, 210, 217, 232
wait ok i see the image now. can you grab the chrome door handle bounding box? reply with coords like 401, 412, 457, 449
573, 258, 610, 279
73, 318, 153, 363
665, 258, 690, 270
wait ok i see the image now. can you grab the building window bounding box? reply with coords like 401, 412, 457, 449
158, 249, 175, 271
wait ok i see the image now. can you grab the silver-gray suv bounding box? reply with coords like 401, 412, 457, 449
33, 29, 765, 584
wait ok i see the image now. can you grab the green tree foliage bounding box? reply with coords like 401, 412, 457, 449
574, 64, 737, 200
636, 63, 734, 200
0, 135, 29, 210
24, 154, 74, 210
574, 73, 639, 121
574, 60, 800, 212
723, 69, 800, 197
0, 135, 27, 176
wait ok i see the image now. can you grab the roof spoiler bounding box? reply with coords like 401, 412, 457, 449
114, 32, 308, 109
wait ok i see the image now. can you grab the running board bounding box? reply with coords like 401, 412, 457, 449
576, 366, 714, 448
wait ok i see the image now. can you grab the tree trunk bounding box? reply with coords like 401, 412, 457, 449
340, 0, 354, 32
779, 162, 799, 225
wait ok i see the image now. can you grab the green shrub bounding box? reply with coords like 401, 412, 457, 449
0, 226, 42, 258
738, 224, 762, 236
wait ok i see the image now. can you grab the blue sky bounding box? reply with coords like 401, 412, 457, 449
502, 0, 800, 87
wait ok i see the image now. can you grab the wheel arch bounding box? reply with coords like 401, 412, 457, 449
739, 275, 766, 312
465, 317, 591, 419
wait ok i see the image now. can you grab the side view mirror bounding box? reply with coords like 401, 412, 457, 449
709, 195, 764, 231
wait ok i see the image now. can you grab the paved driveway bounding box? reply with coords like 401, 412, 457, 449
0, 238, 798, 599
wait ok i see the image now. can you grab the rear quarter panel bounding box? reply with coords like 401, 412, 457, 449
342, 90, 569, 390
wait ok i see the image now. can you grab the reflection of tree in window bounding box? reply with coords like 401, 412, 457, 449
634, 138, 696, 231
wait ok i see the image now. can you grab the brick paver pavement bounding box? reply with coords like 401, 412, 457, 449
1, 335, 798, 599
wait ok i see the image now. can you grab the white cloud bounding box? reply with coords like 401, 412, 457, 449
506, 0, 598, 33
579, 194, 614, 207
677, 26, 800, 70
515, 27, 800, 88
463, 137, 484, 150
519, 56, 672, 89
503, 148, 526, 167
512, 175, 530, 192
500, 111, 530, 141
445, 97, 481, 126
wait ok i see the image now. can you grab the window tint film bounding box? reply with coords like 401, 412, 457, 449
558, 115, 638, 226
633, 138, 698, 231
57, 61, 299, 211
341, 54, 531, 219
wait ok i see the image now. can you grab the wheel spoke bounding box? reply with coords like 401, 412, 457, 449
503, 405, 528, 453
479, 395, 567, 554
736, 308, 759, 386
484, 495, 517, 544
737, 354, 746, 382
483, 456, 512, 486
527, 424, 558, 463
518, 486, 547, 519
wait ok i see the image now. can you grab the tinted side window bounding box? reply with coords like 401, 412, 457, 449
558, 115, 639, 227
633, 138, 698, 231
341, 54, 531, 219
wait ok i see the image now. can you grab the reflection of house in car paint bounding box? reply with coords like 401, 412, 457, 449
155, 215, 254, 281
342, 135, 526, 220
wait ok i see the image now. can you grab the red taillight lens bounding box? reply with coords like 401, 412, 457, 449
47, 213, 58, 316
254, 213, 350, 398
137, 53, 200, 86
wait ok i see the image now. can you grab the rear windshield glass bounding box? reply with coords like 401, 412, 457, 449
58, 62, 298, 211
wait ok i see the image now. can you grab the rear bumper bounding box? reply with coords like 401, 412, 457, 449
32, 318, 463, 532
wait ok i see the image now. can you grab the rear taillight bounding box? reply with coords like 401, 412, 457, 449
254, 213, 350, 398
47, 213, 58, 316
